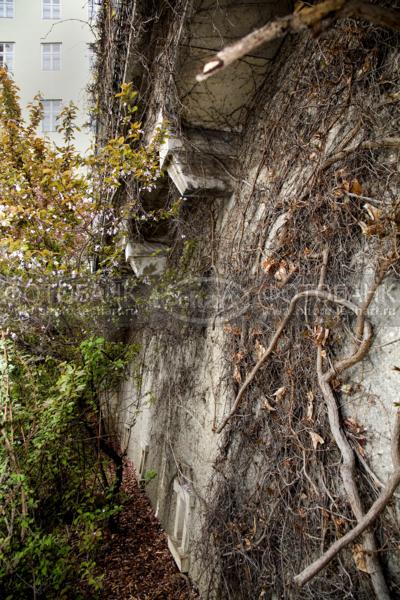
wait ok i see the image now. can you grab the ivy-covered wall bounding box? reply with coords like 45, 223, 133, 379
105, 1, 400, 598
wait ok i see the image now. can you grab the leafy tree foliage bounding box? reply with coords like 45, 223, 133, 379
0, 335, 139, 599
0, 70, 157, 597
0, 70, 161, 355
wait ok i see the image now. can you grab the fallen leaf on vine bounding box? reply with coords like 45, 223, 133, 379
350, 179, 362, 195
342, 180, 350, 192
261, 257, 277, 273
352, 544, 369, 573
274, 261, 288, 281
334, 516, 346, 528
313, 325, 329, 346
273, 386, 286, 402
233, 365, 241, 383
344, 417, 364, 434
274, 260, 297, 286
364, 203, 382, 221
255, 339, 267, 361
233, 351, 245, 364
262, 397, 276, 412
309, 431, 325, 449
251, 327, 263, 337
224, 324, 241, 336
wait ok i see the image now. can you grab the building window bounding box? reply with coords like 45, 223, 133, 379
0, 42, 14, 73
0, 0, 13, 18
41, 43, 61, 71
42, 0, 60, 19
41, 99, 62, 133
167, 475, 194, 573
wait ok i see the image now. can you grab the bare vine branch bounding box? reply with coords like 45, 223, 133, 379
322, 138, 400, 171
216, 288, 371, 434
316, 343, 389, 598
294, 409, 400, 587
294, 259, 395, 594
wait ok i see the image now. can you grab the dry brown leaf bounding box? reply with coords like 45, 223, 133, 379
313, 325, 329, 346
352, 543, 369, 573
262, 397, 276, 412
350, 179, 363, 195
334, 516, 346, 528
233, 351, 245, 364
233, 365, 241, 384
274, 260, 297, 286
364, 202, 382, 222
306, 391, 314, 421
273, 386, 287, 402
359, 220, 384, 236
358, 220, 369, 235
344, 417, 364, 434
254, 339, 267, 361
224, 324, 241, 336
274, 261, 288, 282
251, 327, 263, 337
342, 180, 350, 192
309, 431, 325, 449
261, 256, 277, 274
333, 187, 345, 198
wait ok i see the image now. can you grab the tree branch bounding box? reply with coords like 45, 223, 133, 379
196, 1, 400, 82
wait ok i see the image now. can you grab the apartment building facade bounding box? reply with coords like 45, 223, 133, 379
0, 0, 97, 152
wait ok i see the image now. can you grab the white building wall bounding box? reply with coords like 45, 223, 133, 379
0, 0, 94, 153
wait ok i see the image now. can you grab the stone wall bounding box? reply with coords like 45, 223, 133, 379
104, 2, 400, 598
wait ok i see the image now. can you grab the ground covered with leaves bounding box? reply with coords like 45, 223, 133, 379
89, 462, 199, 600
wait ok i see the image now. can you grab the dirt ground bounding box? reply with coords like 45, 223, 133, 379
93, 461, 199, 600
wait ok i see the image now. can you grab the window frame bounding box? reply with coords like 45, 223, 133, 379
167, 472, 194, 573
41, 99, 62, 133
0, 42, 15, 73
0, 0, 14, 19
42, 0, 61, 20
41, 43, 62, 71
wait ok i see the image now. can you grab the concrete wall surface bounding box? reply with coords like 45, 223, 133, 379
101, 1, 400, 597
